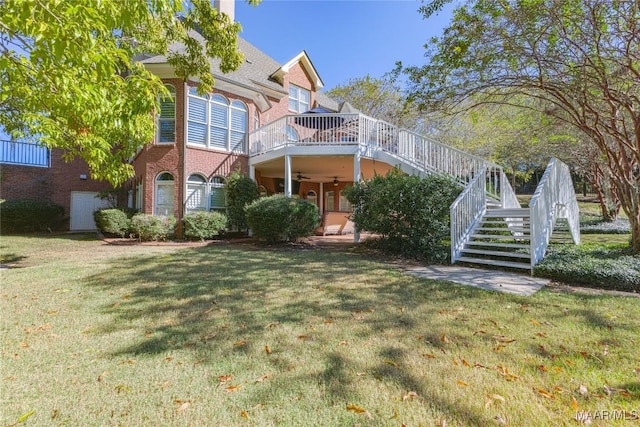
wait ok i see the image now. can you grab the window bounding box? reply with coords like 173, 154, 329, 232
135, 182, 143, 211
187, 88, 248, 153
306, 190, 317, 206
339, 190, 352, 212
285, 125, 299, 142
155, 172, 175, 216
157, 84, 176, 143
254, 110, 260, 132
186, 174, 208, 213
210, 176, 226, 212
325, 190, 335, 211
288, 85, 310, 113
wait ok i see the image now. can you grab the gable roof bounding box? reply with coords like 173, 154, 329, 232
269, 50, 324, 90
139, 33, 337, 113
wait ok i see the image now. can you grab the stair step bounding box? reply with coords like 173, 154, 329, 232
476, 227, 530, 233
471, 234, 531, 241
456, 256, 531, 270
467, 241, 530, 249
461, 248, 531, 259
483, 209, 530, 217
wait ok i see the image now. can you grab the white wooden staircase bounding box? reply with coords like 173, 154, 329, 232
248, 113, 581, 270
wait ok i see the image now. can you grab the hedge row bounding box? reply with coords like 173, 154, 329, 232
95, 209, 226, 241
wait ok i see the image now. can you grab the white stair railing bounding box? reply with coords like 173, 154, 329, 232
450, 169, 487, 263
530, 158, 581, 266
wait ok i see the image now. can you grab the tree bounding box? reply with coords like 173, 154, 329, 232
0, 0, 258, 185
225, 169, 259, 232
406, 0, 640, 252
326, 69, 434, 135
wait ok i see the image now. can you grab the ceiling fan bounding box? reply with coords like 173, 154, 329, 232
296, 172, 311, 181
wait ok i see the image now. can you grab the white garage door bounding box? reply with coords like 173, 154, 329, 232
70, 192, 110, 231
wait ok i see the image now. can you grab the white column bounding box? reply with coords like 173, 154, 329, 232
249, 165, 255, 181
284, 155, 292, 197
353, 152, 361, 242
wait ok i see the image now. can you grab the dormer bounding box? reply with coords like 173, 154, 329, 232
270, 51, 324, 91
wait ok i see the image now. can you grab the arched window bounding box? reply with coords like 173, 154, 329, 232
155, 172, 174, 216
210, 176, 226, 212
230, 100, 248, 152
210, 95, 229, 149
285, 125, 299, 142
157, 84, 176, 143
187, 87, 208, 146
186, 89, 248, 153
186, 174, 208, 213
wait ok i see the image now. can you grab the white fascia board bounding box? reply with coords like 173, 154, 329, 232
271, 51, 324, 90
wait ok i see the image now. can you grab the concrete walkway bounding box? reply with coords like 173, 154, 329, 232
404, 265, 549, 296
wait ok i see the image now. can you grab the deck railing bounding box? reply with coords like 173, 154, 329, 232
450, 168, 487, 262
0, 139, 50, 167
248, 113, 504, 198
529, 158, 580, 266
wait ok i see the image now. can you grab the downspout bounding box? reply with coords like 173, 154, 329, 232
182, 81, 188, 237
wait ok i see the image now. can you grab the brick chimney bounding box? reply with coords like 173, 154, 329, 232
214, 0, 235, 22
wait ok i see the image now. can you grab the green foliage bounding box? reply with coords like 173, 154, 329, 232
405, 0, 640, 252
345, 169, 462, 262
0, 0, 259, 185
183, 211, 227, 241
225, 170, 259, 231
0, 199, 65, 233
93, 209, 130, 237
245, 195, 319, 243
535, 245, 640, 293
129, 214, 176, 241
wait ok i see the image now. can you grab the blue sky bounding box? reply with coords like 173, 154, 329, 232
235, 0, 455, 91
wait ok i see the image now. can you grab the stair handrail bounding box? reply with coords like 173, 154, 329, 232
450, 168, 487, 263
529, 158, 581, 266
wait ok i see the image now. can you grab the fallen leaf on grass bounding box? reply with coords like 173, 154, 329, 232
338, 340, 348, 346
346, 404, 373, 419
240, 410, 249, 419
493, 336, 516, 343
297, 335, 312, 341
457, 380, 468, 387
97, 371, 109, 382
403, 391, 418, 401
441, 334, 450, 343
634, 367, 640, 376
225, 384, 242, 393
571, 395, 579, 411
422, 353, 436, 359
488, 393, 505, 402
384, 359, 398, 367
264, 345, 272, 354
119, 359, 136, 365
114, 384, 131, 394
255, 373, 272, 383
494, 414, 507, 425
578, 385, 588, 396
535, 332, 547, 338
233, 340, 246, 347
530, 319, 541, 326
538, 365, 548, 372
218, 374, 234, 383
536, 388, 555, 399
176, 400, 191, 412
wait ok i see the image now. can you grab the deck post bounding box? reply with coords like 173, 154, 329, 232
353, 151, 361, 242
284, 154, 292, 197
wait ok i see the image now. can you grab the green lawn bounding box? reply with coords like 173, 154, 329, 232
1, 234, 639, 426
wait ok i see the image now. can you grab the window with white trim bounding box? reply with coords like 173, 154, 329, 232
306, 190, 317, 206
325, 190, 335, 211
288, 84, 310, 113
210, 176, 226, 213
339, 190, 352, 212
157, 84, 176, 143
186, 174, 208, 213
187, 88, 248, 153
155, 172, 175, 216
135, 182, 143, 211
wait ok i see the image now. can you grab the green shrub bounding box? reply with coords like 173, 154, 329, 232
534, 244, 640, 293
94, 209, 130, 237
129, 214, 176, 241
344, 169, 462, 262
246, 195, 319, 243
0, 199, 65, 233
183, 211, 227, 241
225, 170, 259, 232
